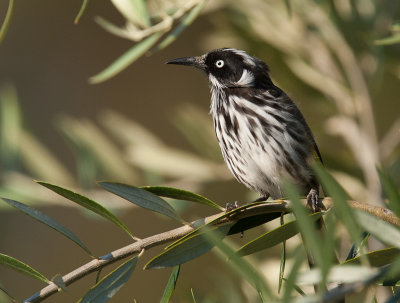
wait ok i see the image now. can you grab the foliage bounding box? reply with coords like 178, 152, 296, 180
0, 0, 400, 302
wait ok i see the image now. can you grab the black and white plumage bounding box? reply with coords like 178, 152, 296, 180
167, 48, 322, 210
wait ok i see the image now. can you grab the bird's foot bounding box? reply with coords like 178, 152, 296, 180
306, 189, 321, 213
225, 201, 239, 212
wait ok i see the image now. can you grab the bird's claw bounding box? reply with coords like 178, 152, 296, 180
307, 189, 321, 213
225, 201, 239, 212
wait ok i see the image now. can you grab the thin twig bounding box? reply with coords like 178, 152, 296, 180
23, 198, 399, 303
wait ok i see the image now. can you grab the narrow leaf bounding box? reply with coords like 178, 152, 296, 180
1, 198, 92, 256
284, 181, 324, 267
74, 0, 90, 24
166, 201, 266, 250
145, 225, 230, 269
282, 247, 304, 303
89, 32, 162, 84
313, 164, 361, 245
354, 209, 400, 249
141, 186, 223, 210
0, 253, 49, 284
0, 0, 15, 44
36, 181, 134, 239
346, 231, 370, 261
278, 215, 286, 294
345, 247, 400, 267
152, 0, 208, 52
78, 256, 138, 303
160, 266, 180, 303
237, 212, 323, 256
375, 34, 400, 45
99, 182, 182, 222
378, 169, 400, 218
203, 227, 274, 301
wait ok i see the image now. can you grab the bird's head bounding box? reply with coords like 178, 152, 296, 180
166, 48, 273, 89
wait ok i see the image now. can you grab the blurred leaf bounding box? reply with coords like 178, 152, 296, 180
110, 0, 150, 28
354, 209, 400, 249
95, 17, 130, 40
166, 201, 266, 250
145, 225, 231, 269
37, 181, 134, 239
0, 284, 16, 303
278, 215, 286, 294
378, 169, 400, 218
19, 131, 74, 185
152, 0, 208, 52
78, 256, 138, 303
0, 253, 49, 284
89, 32, 162, 84
204, 227, 274, 301
375, 34, 400, 45
99, 182, 182, 222
0, 0, 14, 44
297, 265, 377, 285
1, 198, 92, 256
58, 116, 138, 182
160, 265, 180, 303
386, 290, 400, 303
74, 0, 89, 24
141, 186, 223, 211
237, 212, 323, 256
313, 164, 361, 245
172, 105, 220, 161
345, 247, 400, 267
0, 84, 21, 170
284, 181, 324, 267
282, 248, 304, 303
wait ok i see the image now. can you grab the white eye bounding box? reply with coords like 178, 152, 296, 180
215, 60, 224, 68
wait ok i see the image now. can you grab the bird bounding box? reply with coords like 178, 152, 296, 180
166, 48, 322, 212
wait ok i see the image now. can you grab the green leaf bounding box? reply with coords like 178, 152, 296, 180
1, 198, 92, 256
282, 247, 304, 303
313, 164, 361, 245
160, 266, 180, 303
99, 182, 182, 222
354, 209, 400, 249
145, 225, 231, 269
237, 212, 323, 256
278, 215, 286, 294
346, 231, 370, 261
0, 253, 49, 284
227, 213, 281, 235
375, 34, 400, 45
345, 247, 400, 267
36, 181, 134, 239
78, 256, 138, 303
74, 0, 90, 24
203, 227, 274, 301
0, 0, 14, 44
165, 201, 266, 250
152, 0, 208, 52
110, 0, 150, 28
141, 186, 223, 210
89, 32, 162, 84
284, 181, 324, 267
378, 169, 400, 218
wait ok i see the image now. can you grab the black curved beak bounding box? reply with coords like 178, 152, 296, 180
166, 56, 206, 70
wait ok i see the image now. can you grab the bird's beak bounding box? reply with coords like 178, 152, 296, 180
166, 56, 206, 70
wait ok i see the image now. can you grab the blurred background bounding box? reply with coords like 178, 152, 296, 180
0, 0, 399, 302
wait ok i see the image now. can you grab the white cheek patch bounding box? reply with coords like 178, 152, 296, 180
209, 74, 225, 88
236, 69, 255, 87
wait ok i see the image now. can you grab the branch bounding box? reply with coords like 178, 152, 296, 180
23, 198, 399, 303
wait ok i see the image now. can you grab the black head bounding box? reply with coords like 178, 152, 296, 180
166, 48, 273, 89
